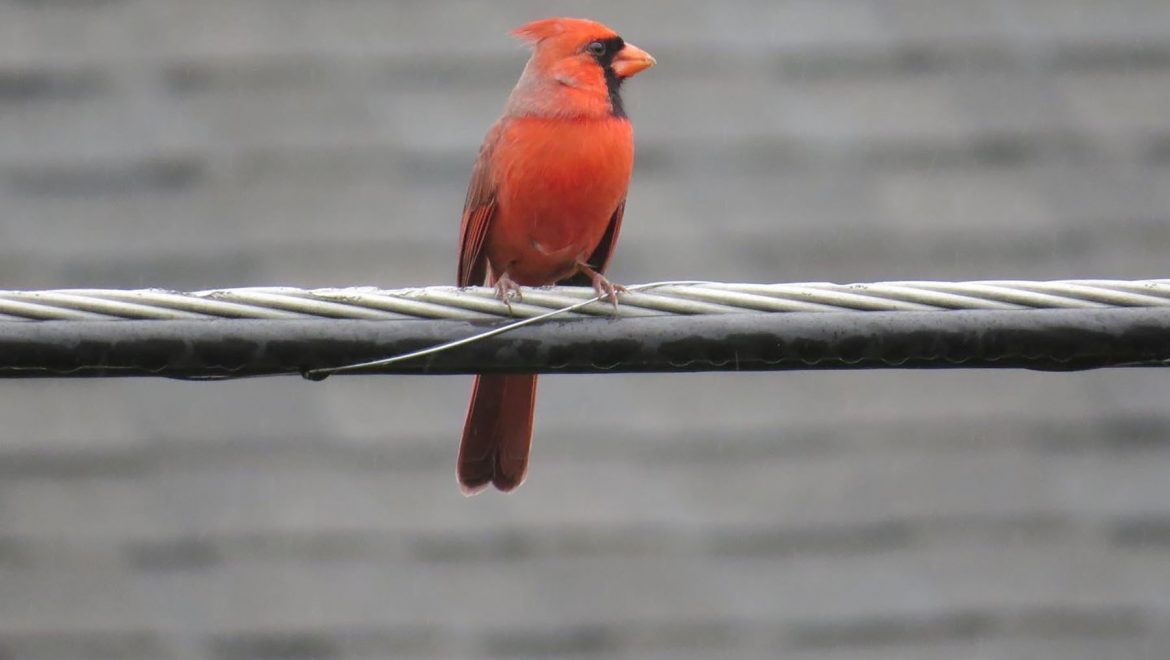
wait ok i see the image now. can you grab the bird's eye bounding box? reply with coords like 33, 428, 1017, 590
586, 41, 606, 56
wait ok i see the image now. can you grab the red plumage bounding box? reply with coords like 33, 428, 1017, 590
456, 18, 654, 494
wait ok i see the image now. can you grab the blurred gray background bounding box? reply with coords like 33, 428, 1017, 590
3, 1, 1170, 659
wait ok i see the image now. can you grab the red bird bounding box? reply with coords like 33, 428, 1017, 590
456, 18, 655, 494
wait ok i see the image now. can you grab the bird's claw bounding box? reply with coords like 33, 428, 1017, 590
494, 274, 523, 314
575, 261, 624, 310
591, 274, 626, 309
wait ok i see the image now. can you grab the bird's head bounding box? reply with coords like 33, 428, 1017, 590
506, 17, 655, 119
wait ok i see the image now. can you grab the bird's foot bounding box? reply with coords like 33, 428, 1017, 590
576, 262, 625, 309
493, 273, 523, 313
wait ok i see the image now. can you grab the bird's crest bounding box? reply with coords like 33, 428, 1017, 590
511, 17, 616, 46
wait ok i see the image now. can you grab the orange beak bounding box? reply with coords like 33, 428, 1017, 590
611, 42, 655, 78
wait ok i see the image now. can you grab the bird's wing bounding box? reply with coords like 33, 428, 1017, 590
457, 123, 504, 287
585, 199, 626, 275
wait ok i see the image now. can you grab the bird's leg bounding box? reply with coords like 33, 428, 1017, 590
493, 271, 523, 313
575, 261, 626, 309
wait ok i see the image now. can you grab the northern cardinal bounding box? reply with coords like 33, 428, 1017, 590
456, 18, 655, 494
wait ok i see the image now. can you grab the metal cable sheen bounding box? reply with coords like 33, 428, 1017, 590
0, 280, 1168, 322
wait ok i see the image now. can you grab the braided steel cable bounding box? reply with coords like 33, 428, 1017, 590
0, 280, 1168, 378
1, 280, 1169, 322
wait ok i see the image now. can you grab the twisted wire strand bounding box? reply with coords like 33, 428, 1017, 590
0, 280, 1168, 322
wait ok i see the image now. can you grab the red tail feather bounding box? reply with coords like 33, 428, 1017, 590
458, 374, 538, 494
